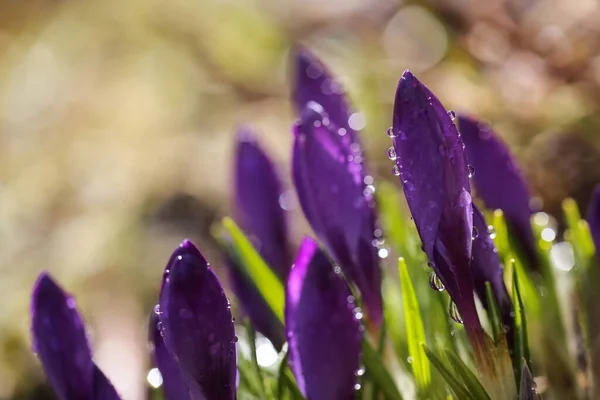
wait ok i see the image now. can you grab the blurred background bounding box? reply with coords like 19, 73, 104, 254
2, 0, 600, 398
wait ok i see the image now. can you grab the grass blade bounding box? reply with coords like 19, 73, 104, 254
424, 346, 477, 400
484, 282, 502, 345
398, 257, 430, 391
362, 339, 403, 400
222, 217, 285, 323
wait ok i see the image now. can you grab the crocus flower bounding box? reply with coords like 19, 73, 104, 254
158, 240, 237, 400
228, 127, 291, 350
391, 70, 482, 345
286, 237, 362, 400
30, 272, 120, 400
457, 115, 537, 269
291, 48, 383, 325
586, 184, 600, 262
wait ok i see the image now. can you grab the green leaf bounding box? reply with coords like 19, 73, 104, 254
424, 346, 478, 400
222, 217, 284, 322
512, 268, 530, 386
398, 257, 431, 391
246, 322, 270, 399
484, 282, 502, 344
445, 350, 491, 400
563, 198, 595, 270
362, 339, 403, 400
377, 182, 418, 261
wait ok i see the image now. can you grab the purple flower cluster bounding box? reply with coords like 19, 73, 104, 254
30, 46, 548, 400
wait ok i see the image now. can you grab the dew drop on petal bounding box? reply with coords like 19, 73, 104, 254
449, 301, 463, 324
429, 272, 445, 292
427, 261, 435, 269
467, 165, 475, 178
387, 146, 397, 161
447, 110, 456, 121
153, 304, 161, 315
472, 226, 479, 240
386, 127, 396, 138
392, 165, 400, 176
354, 383, 362, 391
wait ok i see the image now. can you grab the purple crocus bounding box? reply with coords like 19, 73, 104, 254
30, 272, 121, 400
158, 240, 237, 400
586, 184, 600, 262
391, 70, 483, 347
291, 48, 383, 326
457, 115, 537, 269
286, 237, 362, 400
228, 127, 291, 350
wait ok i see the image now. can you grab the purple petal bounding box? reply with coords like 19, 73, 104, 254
149, 313, 191, 400
286, 237, 362, 400
159, 240, 237, 400
586, 184, 600, 262
292, 103, 383, 325
234, 127, 292, 280
31, 272, 95, 400
292, 46, 357, 145
93, 364, 121, 400
457, 115, 536, 268
471, 205, 514, 336
392, 71, 474, 312
227, 257, 286, 350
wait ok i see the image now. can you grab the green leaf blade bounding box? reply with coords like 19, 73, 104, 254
398, 257, 431, 391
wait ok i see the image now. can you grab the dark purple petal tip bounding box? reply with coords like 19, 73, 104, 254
286, 237, 362, 400
457, 115, 536, 268
292, 45, 357, 144
159, 241, 237, 400
31, 272, 119, 400
292, 102, 383, 325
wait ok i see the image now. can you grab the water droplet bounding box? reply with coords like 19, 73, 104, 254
429, 272, 445, 292
153, 304, 161, 315
338, 127, 347, 136
447, 110, 456, 120
363, 185, 375, 197
354, 383, 362, 391
232, 336, 239, 343
374, 228, 383, 237
353, 307, 363, 320
427, 261, 434, 268
386, 127, 396, 138
147, 367, 164, 388
407, 356, 414, 364
66, 297, 77, 310
334, 266, 342, 274
449, 301, 463, 324
392, 165, 400, 176
355, 367, 365, 376
387, 146, 397, 161
364, 175, 374, 185
472, 226, 479, 240
306, 64, 323, 79
348, 113, 366, 130
378, 248, 389, 259
347, 295, 355, 303
467, 165, 475, 178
